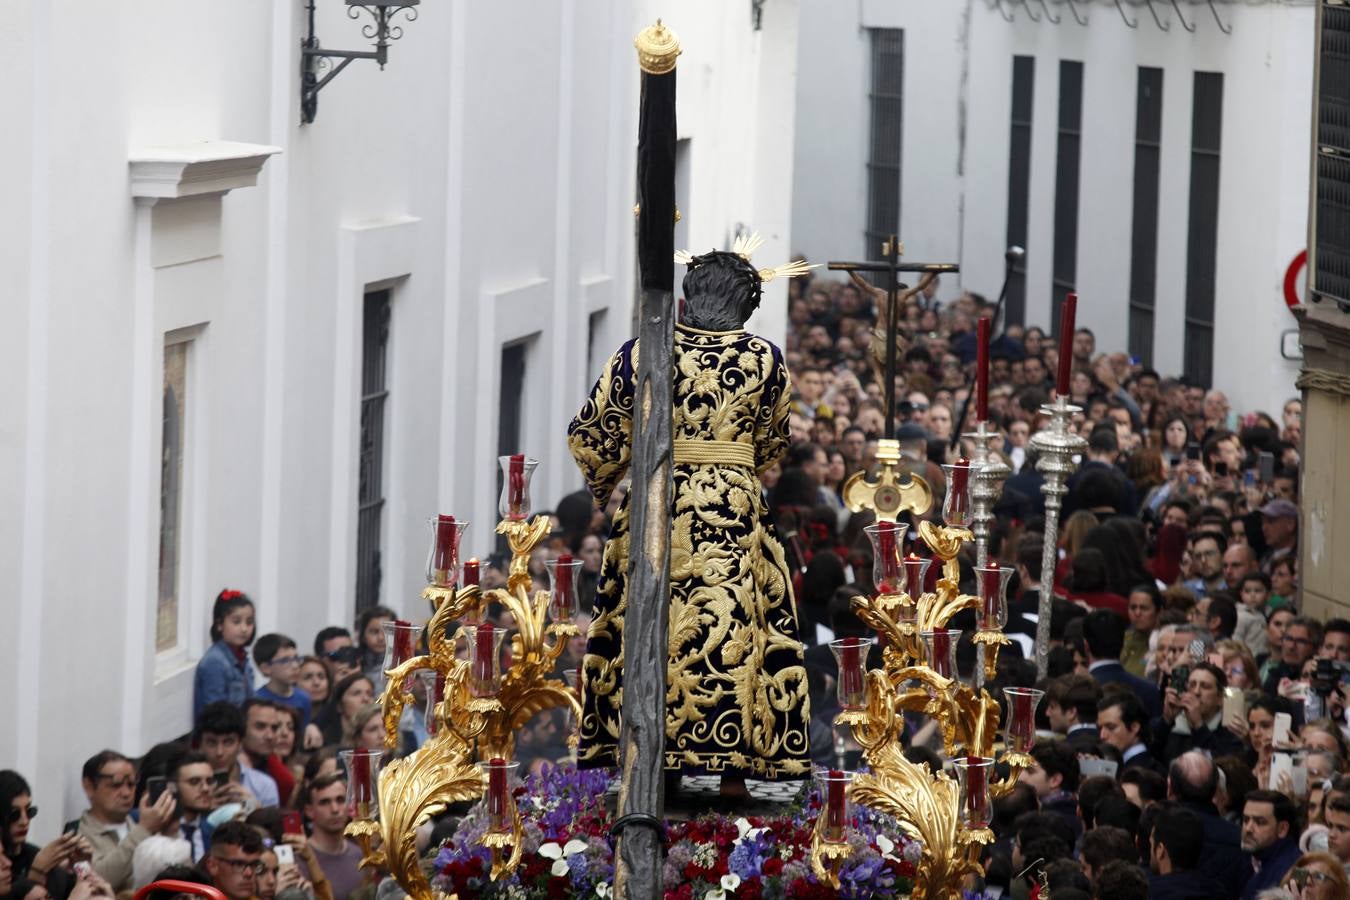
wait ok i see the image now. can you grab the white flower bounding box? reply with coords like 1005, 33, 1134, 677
876, 834, 896, 858
551, 859, 570, 877
541, 838, 588, 877
596, 885, 612, 899
539, 842, 563, 860
563, 838, 588, 856
721, 873, 741, 892
704, 891, 726, 900
732, 817, 765, 846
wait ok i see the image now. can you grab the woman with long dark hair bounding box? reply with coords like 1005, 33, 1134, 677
193, 589, 256, 719
0, 771, 87, 900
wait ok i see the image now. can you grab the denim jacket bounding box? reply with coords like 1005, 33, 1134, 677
194, 640, 255, 719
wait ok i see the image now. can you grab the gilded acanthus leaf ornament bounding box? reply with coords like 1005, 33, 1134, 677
809, 475, 1031, 899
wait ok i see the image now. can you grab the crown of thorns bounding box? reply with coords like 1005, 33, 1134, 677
674, 232, 816, 284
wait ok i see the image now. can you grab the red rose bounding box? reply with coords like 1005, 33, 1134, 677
739, 878, 764, 900
761, 857, 784, 877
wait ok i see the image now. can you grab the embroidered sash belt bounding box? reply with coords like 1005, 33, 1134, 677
672, 439, 756, 468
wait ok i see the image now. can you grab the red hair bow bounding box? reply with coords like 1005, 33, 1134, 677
218, 589, 243, 603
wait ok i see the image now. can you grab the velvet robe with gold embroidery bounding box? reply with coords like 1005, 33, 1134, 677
566, 323, 812, 780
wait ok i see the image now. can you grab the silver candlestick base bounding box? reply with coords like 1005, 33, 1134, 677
1028, 394, 1087, 679
962, 420, 1011, 570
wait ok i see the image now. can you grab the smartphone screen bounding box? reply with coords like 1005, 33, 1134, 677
274, 845, 295, 867
146, 776, 168, 805
1260, 451, 1275, 484
1214, 461, 1229, 477
213, 771, 231, 789
1186, 442, 1201, 462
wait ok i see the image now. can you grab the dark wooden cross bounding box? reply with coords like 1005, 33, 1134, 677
828, 236, 958, 440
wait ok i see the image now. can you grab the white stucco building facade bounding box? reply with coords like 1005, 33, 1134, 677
0, 0, 800, 825
791, 0, 1311, 417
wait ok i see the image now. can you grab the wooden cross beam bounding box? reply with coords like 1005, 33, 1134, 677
828, 236, 958, 440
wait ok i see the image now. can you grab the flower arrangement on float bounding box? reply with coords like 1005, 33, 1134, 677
429, 765, 919, 900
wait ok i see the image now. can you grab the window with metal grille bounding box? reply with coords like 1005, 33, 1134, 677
865, 29, 904, 259
1005, 56, 1035, 327
356, 289, 391, 613
1184, 73, 1223, 388
1128, 67, 1164, 366
157, 340, 189, 652
1313, 3, 1350, 308
1051, 61, 1083, 338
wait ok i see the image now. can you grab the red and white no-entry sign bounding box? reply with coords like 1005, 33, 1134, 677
1285, 250, 1307, 310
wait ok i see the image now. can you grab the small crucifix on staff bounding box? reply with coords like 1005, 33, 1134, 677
830, 236, 959, 524
828, 235, 959, 441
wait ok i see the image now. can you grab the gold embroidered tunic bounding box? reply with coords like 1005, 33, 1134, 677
567, 323, 812, 780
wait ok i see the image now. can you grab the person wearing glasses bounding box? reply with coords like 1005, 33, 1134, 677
254, 634, 313, 732
74, 751, 176, 892
1280, 852, 1350, 900
1263, 616, 1325, 697
0, 770, 93, 900
201, 820, 265, 900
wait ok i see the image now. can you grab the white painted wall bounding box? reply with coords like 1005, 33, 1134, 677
791, 0, 1310, 416
0, 1, 803, 832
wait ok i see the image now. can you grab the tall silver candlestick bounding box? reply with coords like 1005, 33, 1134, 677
1028, 394, 1086, 679
962, 420, 1011, 569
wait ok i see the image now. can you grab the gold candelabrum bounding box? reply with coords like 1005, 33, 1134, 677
819, 453, 1033, 900
343, 513, 582, 900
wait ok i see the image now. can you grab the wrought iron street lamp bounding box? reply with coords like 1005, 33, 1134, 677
301, 0, 420, 124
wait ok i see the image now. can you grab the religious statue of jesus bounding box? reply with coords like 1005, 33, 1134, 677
567, 235, 813, 797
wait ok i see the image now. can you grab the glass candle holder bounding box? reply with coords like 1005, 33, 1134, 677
829, 637, 871, 710
864, 521, 908, 595
498, 455, 540, 521
942, 459, 975, 528
975, 562, 1013, 632
545, 555, 583, 624
900, 554, 930, 621
919, 629, 960, 681
478, 758, 520, 833
464, 623, 507, 697
1003, 686, 1045, 755
426, 515, 469, 586
458, 558, 483, 625
340, 748, 382, 820
814, 768, 856, 842
954, 756, 995, 830
381, 620, 424, 675
419, 669, 446, 737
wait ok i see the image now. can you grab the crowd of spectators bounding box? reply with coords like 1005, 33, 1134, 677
1, 273, 1329, 900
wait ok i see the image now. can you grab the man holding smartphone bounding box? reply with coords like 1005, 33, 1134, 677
166, 750, 215, 862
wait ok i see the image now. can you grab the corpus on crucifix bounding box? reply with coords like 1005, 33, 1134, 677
828, 236, 959, 522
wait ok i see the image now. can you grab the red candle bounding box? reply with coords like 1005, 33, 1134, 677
474, 623, 496, 688
946, 459, 971, 524
487, 757, 507, 825
1055, 292, 1077, 397
463, 558, 480, 587
976, 315, 990, 422
555, 553, 574, 598
427, 671, 445, 736
877, 522, 900, 592
1009, 692, 1035, 749
930, 630, 952, 677
393, 620, 415, 665
840, 639, 864, 699
903, 554, 929, 599
433, 515, 458, 574
508, 454, 526, 514
826, 770, 846, 833
978, 563, 1002, 623
965, 756, 988, 824
350, 751, 372, 807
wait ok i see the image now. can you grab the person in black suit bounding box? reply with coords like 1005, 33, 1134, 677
1045, 673, 1103, 752
1082, 609, 1162, 719
1166, 750, 1252, 897
1098, 691, 1165, 776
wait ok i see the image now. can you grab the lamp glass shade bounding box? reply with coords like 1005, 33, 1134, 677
463, 624, 507, 697
478, 759, 519, 833
954, 756, 995, 829
829, 637, 871, 710
545, 556, 583, 624
425, 515, 468, 586
941, 460, 975, 527
1003, 687, 1045, 754
498, 455, 540, 521
340, 748, 382, 820
814, 768, 856, 843
975, 564, 1014, 631
863, 521, 908, 595
918, 629, 960, 683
